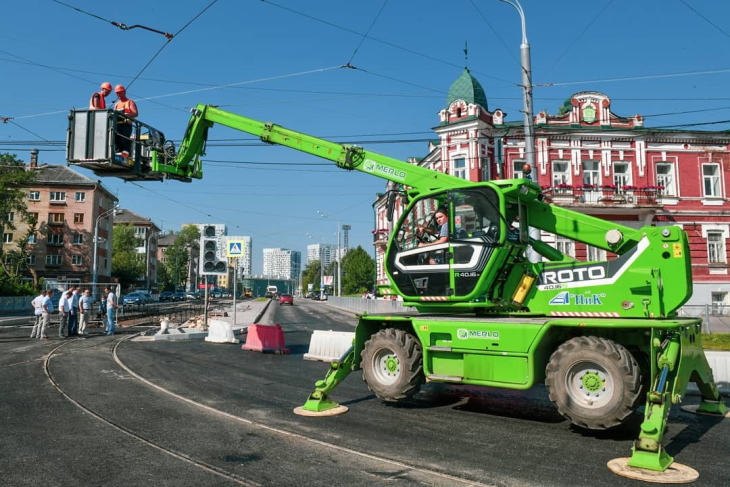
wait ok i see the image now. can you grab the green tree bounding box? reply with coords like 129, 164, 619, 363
163, 243, 190, 291
557, 98, 573, 116
301, 259, 322, 294
0, 153, 37, 295
111, 224, 145, 290
341, 246, 375, 294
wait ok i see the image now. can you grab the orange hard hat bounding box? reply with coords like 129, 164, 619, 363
101, 82, 112, 91
114, 84, 126, 93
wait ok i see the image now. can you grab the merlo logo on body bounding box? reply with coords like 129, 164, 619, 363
363, 159, 407, 181
457, 328, 499, 340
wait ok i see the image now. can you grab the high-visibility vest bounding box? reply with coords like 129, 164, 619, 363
89, 92, 106, 109
114, 99, 136, 116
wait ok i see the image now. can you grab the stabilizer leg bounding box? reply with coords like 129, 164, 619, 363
294, 346, 355, 417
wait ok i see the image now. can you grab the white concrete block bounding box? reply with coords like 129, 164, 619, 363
304, 330, 354, 362
205, 319, 239, 344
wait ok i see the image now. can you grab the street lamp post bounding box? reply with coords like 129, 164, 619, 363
501, 0, 540, 262
500, 0, 535, 175
146, 231, 163, 291
92, 205, 122, 295
318, 211, 342, 297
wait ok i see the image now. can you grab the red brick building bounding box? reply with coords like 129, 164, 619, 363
374, 69, 730, 310
2, 152, 119, 287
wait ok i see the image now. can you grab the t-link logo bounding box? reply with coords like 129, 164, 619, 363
541, 265, 606, 284
457, 328, 500, 340
549, 291, 606, 306
362, 159, 407, 181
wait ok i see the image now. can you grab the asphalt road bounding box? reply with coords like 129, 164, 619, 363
1, 299, 728, 486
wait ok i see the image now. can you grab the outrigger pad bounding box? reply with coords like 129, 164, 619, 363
607, 458, 699, 484
293, 405, 349, 417
680, 404, 730, 418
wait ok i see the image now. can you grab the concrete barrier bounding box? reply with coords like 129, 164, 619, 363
304, 330, 354, 362
205, 319, 239, 344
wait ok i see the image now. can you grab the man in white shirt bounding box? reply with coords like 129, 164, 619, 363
39, 290, 54, 340
58, 290, 72, 339
78, 289, 93, 335
30, 290, 46, 338
105, 287, 118, 335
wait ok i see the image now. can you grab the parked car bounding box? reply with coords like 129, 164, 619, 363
279, 293, 293, 305
159, 291, 173, 302
123, 291, 152, 306
172, 291, 187, 302
186, 292, 201, 300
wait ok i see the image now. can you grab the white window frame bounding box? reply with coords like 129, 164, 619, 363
3, 233, 12, 244
453, 157, 467, 180
655, 162, 676, 196
6, 212, 13, 222
71, 255, 82, 266
28, 234, 37, 244
555, 237, 576, 259
702, 225, 728, 264
581, 160, 600, 187
27, 255, 36, 265
49, 191, 66, 202
72, 234, 83, 245
75, 192, 86, 202
29, 191, 40, 201
702, 163, 721, 198
48, 234, 64, 245
586, 245, 606, 262
513, 159, 525, 179
612, 161, 631, 190
551, 160, 570, 186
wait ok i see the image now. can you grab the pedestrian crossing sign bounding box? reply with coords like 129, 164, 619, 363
227, 240, 244, 257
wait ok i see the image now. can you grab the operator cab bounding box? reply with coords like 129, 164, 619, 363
386, 186, 509, 301
66, 109, 176, 182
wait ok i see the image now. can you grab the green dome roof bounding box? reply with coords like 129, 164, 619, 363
445, 68, 488, 111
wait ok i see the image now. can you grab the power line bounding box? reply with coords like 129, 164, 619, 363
347, 0, 389, 65
260, 0, 515, 86
125, 1, 218, 91
50, 0, 174, 39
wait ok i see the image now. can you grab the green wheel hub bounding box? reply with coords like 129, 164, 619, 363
581, 372, 604, 393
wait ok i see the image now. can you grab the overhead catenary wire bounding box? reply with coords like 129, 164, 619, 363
50, 0, 174, 39
346, 0, 390, 65
125, 0, 218, 91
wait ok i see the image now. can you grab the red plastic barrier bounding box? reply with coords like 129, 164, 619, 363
241, 323, 290, 354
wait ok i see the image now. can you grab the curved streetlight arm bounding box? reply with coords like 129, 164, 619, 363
317, 211, 342, 297
92, 205, 122, 295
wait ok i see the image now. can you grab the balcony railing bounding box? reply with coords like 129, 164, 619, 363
543, 186, 663, 206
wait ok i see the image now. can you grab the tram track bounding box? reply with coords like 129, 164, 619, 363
41, 328, 493, 487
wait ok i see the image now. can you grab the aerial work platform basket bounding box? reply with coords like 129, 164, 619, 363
66, 109, 197, 183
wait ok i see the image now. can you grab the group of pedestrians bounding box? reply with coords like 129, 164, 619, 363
29, 286, 119, 340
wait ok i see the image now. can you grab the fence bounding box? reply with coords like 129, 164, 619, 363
326, 296, 417, 315
327, 298, 730, 334
677, 305, 730, 334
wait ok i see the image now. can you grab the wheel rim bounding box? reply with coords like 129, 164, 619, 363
371, 347, 400, 385
564, 360, 614, 409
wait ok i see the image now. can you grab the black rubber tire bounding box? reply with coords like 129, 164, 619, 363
545, 336, 642, 430
361, 328, 424, 402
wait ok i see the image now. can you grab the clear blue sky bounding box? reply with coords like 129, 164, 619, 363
2, 0, 730, 274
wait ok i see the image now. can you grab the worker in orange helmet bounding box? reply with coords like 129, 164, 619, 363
89, 82, 112, 110
113, 85, 139, 157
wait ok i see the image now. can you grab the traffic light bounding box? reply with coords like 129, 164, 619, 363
200, 225, 227, 275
